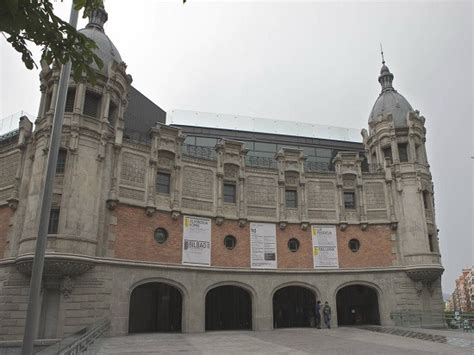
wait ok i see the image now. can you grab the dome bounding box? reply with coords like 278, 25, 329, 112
368, 63, 413, 128
78, 7, 122, 73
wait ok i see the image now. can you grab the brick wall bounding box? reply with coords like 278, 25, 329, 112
113, 205, 395, 269
0, 206, 13, 259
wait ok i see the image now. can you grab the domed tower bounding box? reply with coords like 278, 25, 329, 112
18, 5, 132, 259
362, 56, 444, 322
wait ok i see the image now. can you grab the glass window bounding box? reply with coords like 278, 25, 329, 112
285, 189, 297, 208
251, 151, 275, 159
48, 209, 60, 234
156, 172, 171, 194
65, 88, 76, 112
223, 183, 236, 204
224, 235, 236, 250
108, 101, 118, 126
254, 142, 276, 152
154, 228, 168, 244
344, 192, 356, 209
301, 146, 316, 156
83, 91, 101, 118
196, 137, 217, 147
288, 238, 300, 252
316, 148, 332, 158
55, 149, 67, 175
239, 140, 254, 150
383, 147, 392, 163
398, 143, 408, 162
348, 239, 360, 252
184, 136, 196, 145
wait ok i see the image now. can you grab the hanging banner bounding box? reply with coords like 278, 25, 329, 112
182, 216, 211, 266
250, 222, 277, 269
312, 225, 339, 268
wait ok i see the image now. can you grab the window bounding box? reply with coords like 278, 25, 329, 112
288, 238, 300, 252
398, 143, 408, 162
254, 142, 276, 152
422, 190, 430, 210
83, 91, 101, 117
45, 92, 52, 114
156, 172, 171, 194
285, 189, 297, 208
65, 88, 76, 112
428, 234, 435, 252
108, 101, 118, 126
48, 209, 60, 234
223, 183, 236, 204
55, 149, 67, 175
224, 235, 236, 250
348, 239, 360, 252
344, 192, 356, 209
154, 228, 168, 244
196, 137, 217, 147
383, 147, 392, 164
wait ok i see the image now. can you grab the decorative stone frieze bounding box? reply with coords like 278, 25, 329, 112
16, 257, 94, 277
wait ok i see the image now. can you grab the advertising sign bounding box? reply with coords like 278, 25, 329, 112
182, 216, 211, 266
250, 222, 277, 269
312, 225, 339, 268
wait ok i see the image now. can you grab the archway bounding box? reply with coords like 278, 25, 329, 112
336, 284, 380, 326
273, 286, 316, 328
205, 285, 252, 330
129, 282, 182, 333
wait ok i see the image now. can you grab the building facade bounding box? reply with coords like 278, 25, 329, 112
451, 267, 474, 312
0, 7, 445, 341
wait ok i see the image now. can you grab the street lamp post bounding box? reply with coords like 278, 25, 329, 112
21, 4, 79, 354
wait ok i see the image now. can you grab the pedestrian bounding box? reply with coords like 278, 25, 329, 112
323, 301, 332, 329
315, 300, 322, 329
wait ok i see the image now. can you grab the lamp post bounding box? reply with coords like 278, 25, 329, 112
21, 3, 79, 354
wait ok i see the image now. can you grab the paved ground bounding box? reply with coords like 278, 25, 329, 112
93, 327, 474, 355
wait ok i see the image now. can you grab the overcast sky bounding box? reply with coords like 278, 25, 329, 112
1, 0, 472, 294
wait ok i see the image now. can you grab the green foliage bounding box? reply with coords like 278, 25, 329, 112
0, 0, 104, 81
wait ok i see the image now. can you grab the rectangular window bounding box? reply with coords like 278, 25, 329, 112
156, 172, 171, 194
383, 147, 392, 163
55, 149, 67, 175
398, 143, 408, 162
422, 191, 430, 209
223, 183, 236, 204
45, 92, 52, 114
108, 101, 118, 126
48, 209, 60, 234
65, 88, 76, 112
315, 148, 333, 158
428, 234, 435, 252
83, 91, 101, 118
254, 142, 276, 152
196, 137, 217, 147
183, 136, 196, 146
285, 189, 297, 208
344, 192, 356, 209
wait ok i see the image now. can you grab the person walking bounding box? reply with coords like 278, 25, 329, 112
323, 301, 332, 329
315, 300, 322, 329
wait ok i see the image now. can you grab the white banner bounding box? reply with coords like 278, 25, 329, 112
312, 225, 339, 268
250, 222, 277, 269
182, 216, 211, 266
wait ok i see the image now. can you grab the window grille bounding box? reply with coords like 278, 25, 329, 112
223, 183, 236, 203
156, 172, 171, 194
56, 149, 67, 175
344, 192, 356, 209
48, 209, 60, 234
285, 190, 297, 208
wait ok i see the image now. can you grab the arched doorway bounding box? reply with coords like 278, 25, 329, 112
273, 286, 316, 328
129, 282, 182, 333
205, 285, 252, 330
336, 284, 380, 326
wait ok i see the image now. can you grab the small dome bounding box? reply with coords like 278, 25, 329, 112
368, 63, 414, 128
369, 90, 413, 128
78, 7, 122, 73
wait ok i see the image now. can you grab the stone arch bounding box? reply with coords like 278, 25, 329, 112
335, 281, 381, 326
204, 281, 255, 331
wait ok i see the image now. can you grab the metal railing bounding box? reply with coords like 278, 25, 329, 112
38, 319, 110, 355
245, 155, 278, 169
123, 128, 151, 145
182, 144, 217, 160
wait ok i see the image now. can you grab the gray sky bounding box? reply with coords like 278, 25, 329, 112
1, 0, 472, 294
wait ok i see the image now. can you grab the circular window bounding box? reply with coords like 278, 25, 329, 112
288, 238, 300, 252
348, 239, 360, 252
224, 235, 236, 250
154, 228, 168, 244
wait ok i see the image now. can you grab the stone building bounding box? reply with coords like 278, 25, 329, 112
451, 267, 474, 312
0, 7, 445, 340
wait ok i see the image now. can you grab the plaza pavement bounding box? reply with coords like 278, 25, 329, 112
92, 327, 473, 354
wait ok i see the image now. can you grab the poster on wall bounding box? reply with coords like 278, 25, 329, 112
182, 216, 211, 266
311, 225, 339, 268
250, 222, 277, 269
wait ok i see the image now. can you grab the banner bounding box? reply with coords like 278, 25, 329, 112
312, 225, 339, 268
250, 222, 277, 269
182, 216, 211, 266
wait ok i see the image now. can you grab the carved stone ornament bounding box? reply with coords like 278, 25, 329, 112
300, 222, 309, 231
145, 206, 156, 217
171, 210, 180, 220
415, 281, 423, 296
360, 222, 368, 231
106, 198, 118, 210
279, 222, 287, 230
390, 221, 398, 230
339, 223, 348, 231
216, 216, 224, 226
60, 276, 74, 298
238, 218, 247, 228
7, 197, 19, 210
16, 258, 94, 277
406, 268, 443, 284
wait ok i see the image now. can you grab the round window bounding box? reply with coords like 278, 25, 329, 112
348, 239, 360, 252
154, 228, 168, 244
224, 235, 236, 250
288, 238, 300, 252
